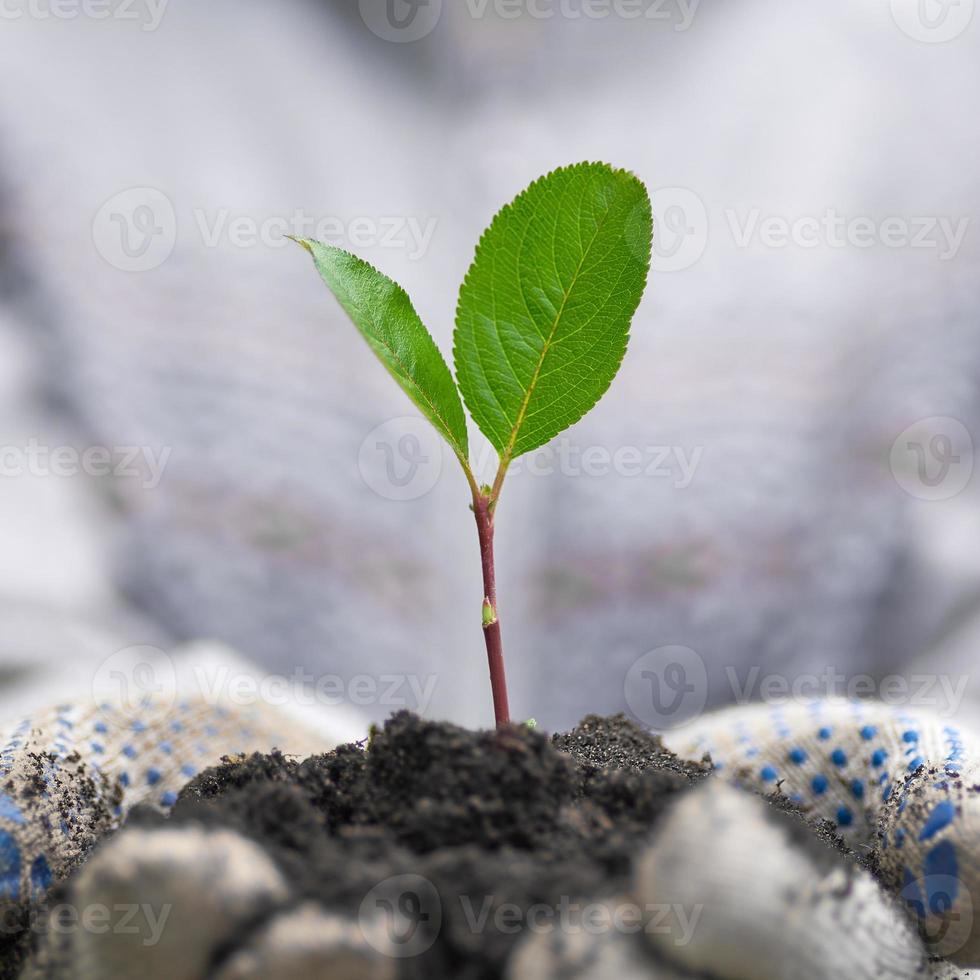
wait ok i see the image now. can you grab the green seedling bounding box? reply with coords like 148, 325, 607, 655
293, 162, 652, 726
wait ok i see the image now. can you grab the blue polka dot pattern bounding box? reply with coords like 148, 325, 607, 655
0, 696, 320, 916
667, 698, 980, 961
920, 800, 956, 842
30, 854, 51, 897
0, 830, 20, 900
0, 795, 24, 825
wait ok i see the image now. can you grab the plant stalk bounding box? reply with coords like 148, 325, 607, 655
472, 489, 510, 727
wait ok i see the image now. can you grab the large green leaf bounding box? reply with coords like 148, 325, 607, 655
454, 162, 651, 460
296, 240, 469, 461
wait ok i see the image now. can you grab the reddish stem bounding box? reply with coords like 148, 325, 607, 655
473, 492, 510, 727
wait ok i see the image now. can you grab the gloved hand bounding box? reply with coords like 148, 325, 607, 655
1, 694, 976, 979
665, 700, 978, 965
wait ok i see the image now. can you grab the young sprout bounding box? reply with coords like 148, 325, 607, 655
293, 162, 652, 726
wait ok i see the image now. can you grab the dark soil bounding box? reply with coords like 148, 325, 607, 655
152, 712, 716, 978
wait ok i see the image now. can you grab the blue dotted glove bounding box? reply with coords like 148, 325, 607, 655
666, 699, 979, 963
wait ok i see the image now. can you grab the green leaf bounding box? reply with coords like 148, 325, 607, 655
296, 240, 469, 461
453, 162, 651, 461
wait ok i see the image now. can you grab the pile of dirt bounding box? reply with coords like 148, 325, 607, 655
121, 713, 709, 977
96, 713, 843, 979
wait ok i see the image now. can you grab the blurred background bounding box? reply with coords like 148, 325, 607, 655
0, 0, 978, 733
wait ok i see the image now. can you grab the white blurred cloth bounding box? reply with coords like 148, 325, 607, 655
0, 0, 977, 728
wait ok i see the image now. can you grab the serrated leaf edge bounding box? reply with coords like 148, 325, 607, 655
452, 161, 652, 465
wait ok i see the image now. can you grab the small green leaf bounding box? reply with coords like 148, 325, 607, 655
296, 240, 469, 461
454, 162, 651, 461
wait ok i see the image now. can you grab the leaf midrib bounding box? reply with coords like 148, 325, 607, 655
497, 198, 618, 464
